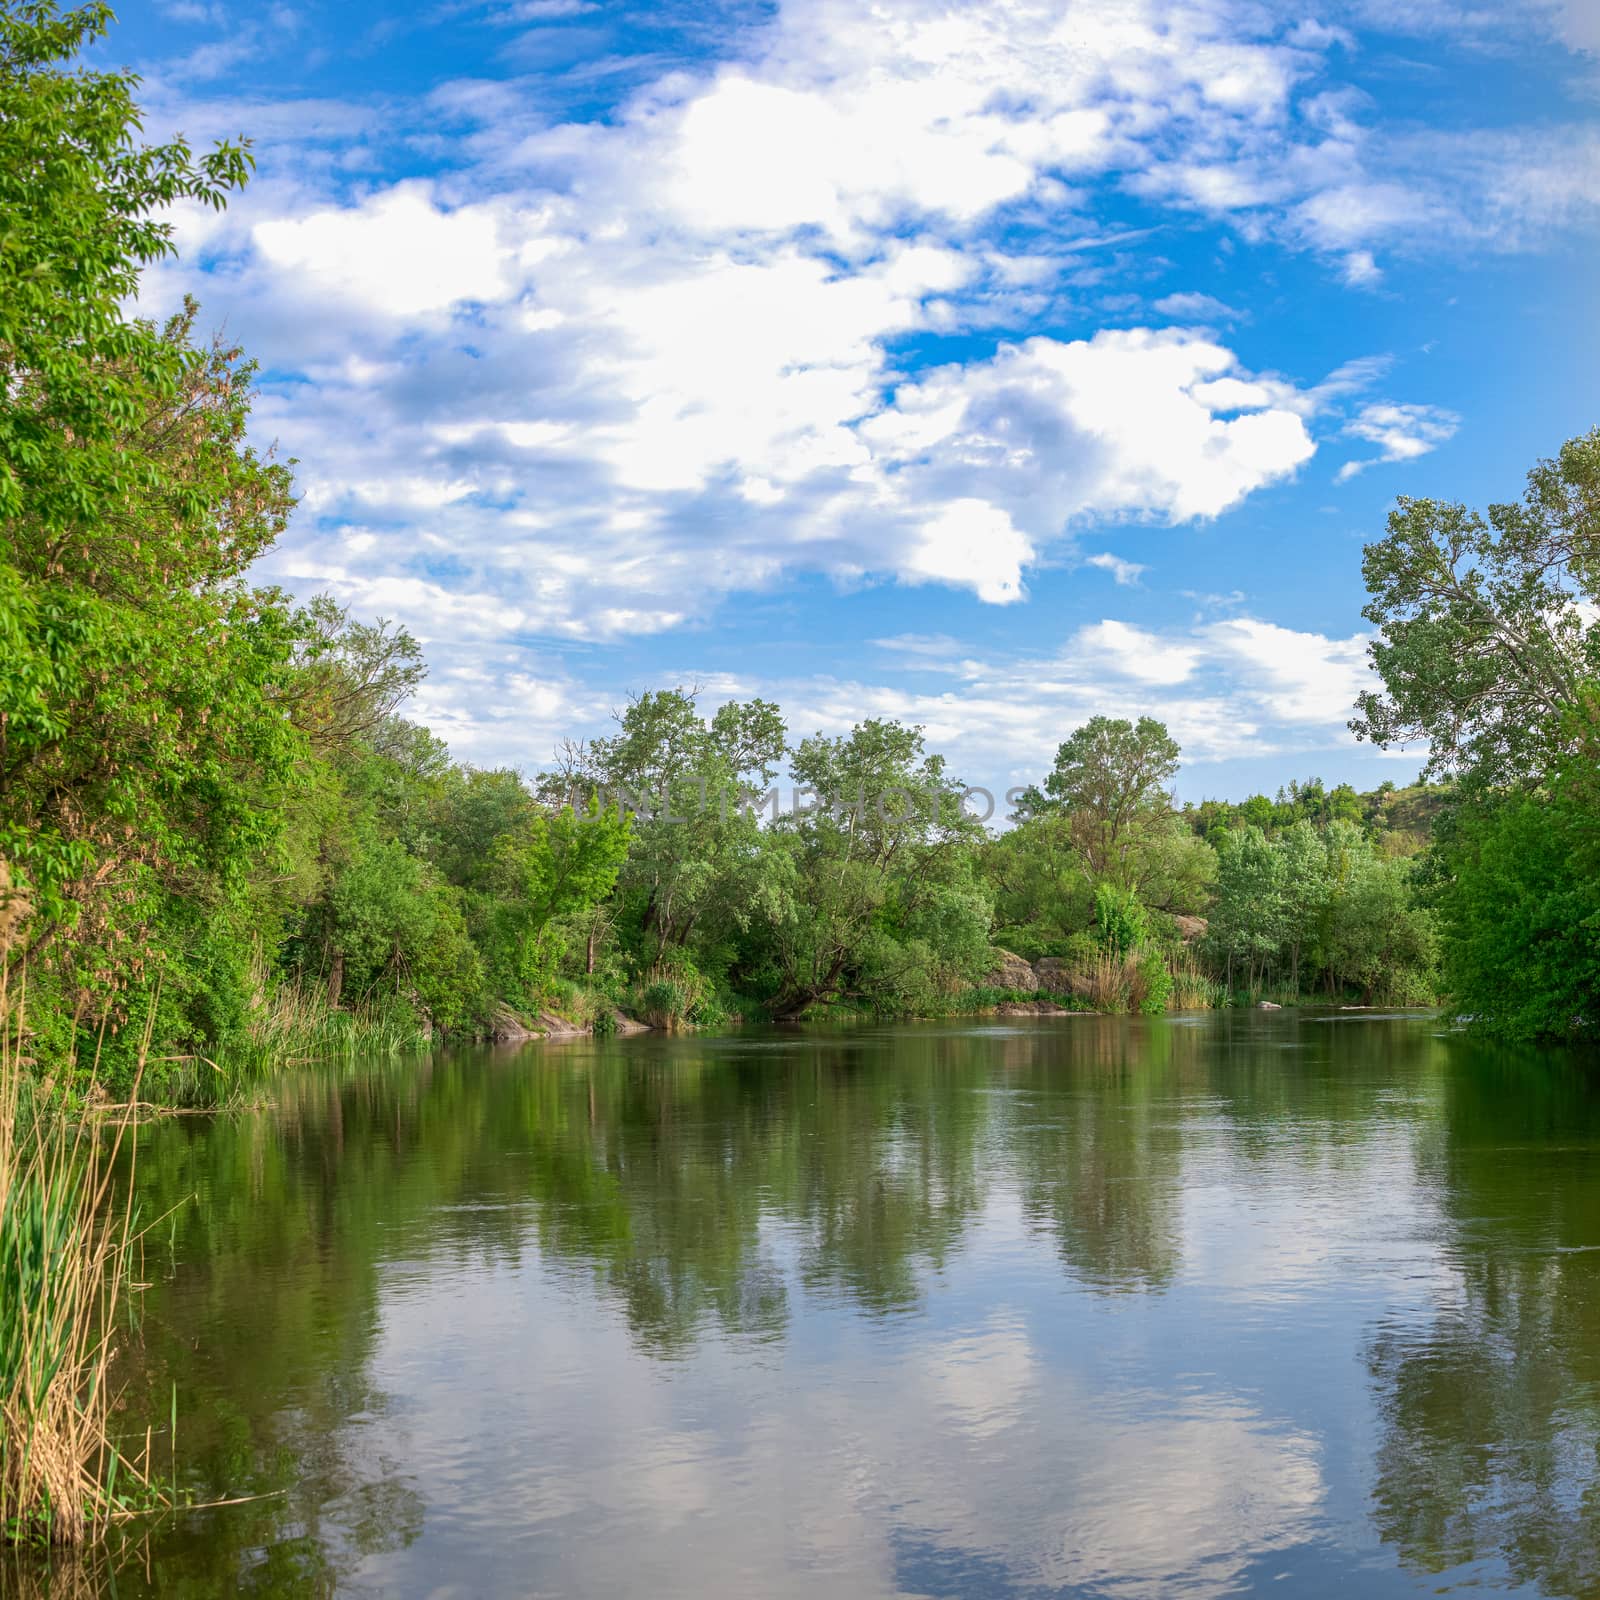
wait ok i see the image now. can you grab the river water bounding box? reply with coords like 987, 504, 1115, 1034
30, 1012, 1600, 1596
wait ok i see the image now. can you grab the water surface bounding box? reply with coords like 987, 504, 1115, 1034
33, 1012, 1600, 1596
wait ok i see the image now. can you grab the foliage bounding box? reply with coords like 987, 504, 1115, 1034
1204, 820, 1436, 1003
1, 971, 157, 1546
0, 0, 281, 932
1351, 427, 1600, 789
1437, 781, 1600, 1037
1093, 882, 1148, 958
748, 718, 992, 1017
1020, 715, 1183, 891
1351, 429, 1600, 1035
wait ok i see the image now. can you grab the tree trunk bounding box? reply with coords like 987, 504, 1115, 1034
328, 947, 344, 1011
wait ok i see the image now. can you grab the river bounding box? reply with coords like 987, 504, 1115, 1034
22, 1011, 1600, 1597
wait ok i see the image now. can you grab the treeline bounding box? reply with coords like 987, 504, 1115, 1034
4, 3, 1593, 1113
984, 716, 1439, 1008
0, 5, 1449, 1100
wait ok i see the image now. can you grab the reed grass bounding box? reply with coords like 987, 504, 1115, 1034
0, 968, 159, 1548
146, 953, 431, 1110
1168, 951, 1224, 1010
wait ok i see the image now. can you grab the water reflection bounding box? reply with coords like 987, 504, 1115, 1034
7, 1013, 1599, 1597
1367, 1045, 1600, 1599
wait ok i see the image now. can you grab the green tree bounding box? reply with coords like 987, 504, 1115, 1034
756, 719, 989, 1016
1439, 787, 1600, 1037
1023, 716, 1183, 892
1353, 430, 1600, 1033
0, 8, 308, 1052
1277, 820, 1330, 995
1205, 826, 1285, 993
1352, 428, 1600, 787
576, 689, 786, 979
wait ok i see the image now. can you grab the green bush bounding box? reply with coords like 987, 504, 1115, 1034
1136, 949, 1173, 1015
1094, 883, 1149, 958
1440, 785, 1600, 1037
641, 979, 689, 1027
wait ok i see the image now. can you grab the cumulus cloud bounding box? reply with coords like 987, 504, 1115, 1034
864, 329, 1317, 531
252, 187, 517, 318
120, 0, 1598, 778
1077, 620, 1203, 686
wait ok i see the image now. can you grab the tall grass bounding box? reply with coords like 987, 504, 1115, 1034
1064, 951, 1175, 1013
0, 970, 156, 1547
150, 952, 431, 1109
1168, 951, 1224, 1010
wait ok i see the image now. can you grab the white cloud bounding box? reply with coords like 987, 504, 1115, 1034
1336, 402, 1461, 479
129, 0, 1600, 713
252, 185, 517, 317
1151, 291, 1246, 323
863, 328, 1318, 529
903, 500, 1034, 605
1200, 617, 1372, 722
1077, 620, 1201, 686
1554, 0, 1600, 50
1085, 552, 1147, 586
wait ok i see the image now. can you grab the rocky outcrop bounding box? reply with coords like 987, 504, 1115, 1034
1033, 957, 1097, 1002
982, 949, 1039, 993
535, 1011, 590, 1038
487, 1005, 539, 1042
488, 1005, 650, 1041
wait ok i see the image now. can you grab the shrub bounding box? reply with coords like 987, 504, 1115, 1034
641, 979, 689, 1030
1133, 948, 1173, 1015
1094, 883, 1149, 958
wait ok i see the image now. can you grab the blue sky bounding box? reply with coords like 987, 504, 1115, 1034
112, 0, 1600, 801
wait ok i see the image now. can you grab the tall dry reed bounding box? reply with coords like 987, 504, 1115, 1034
0, 968, 156, 1547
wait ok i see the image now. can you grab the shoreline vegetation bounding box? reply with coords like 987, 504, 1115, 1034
1, 0, 1597, 1556
0, 968, 162, 1550
9, 3, 1593, 1128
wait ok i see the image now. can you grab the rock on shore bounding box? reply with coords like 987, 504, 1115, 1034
980, 950, 1039, 993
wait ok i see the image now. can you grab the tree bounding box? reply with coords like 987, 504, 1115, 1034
982, 811, 1095, 954
578, 688, 786, 973
1277, 821, 1329, 995
1317, 823, 1436, 1004
278, 595, 425, 755
483, 800, 631, 1000
1205, 827, 1285, 992
1352, 428, 1600, 787
1437, 784, 1600, 1037
755, 719, 989, 1017
1023, 717, 1182, 890
1352, 430, 1600, 1033
0, 2, 297, 1035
